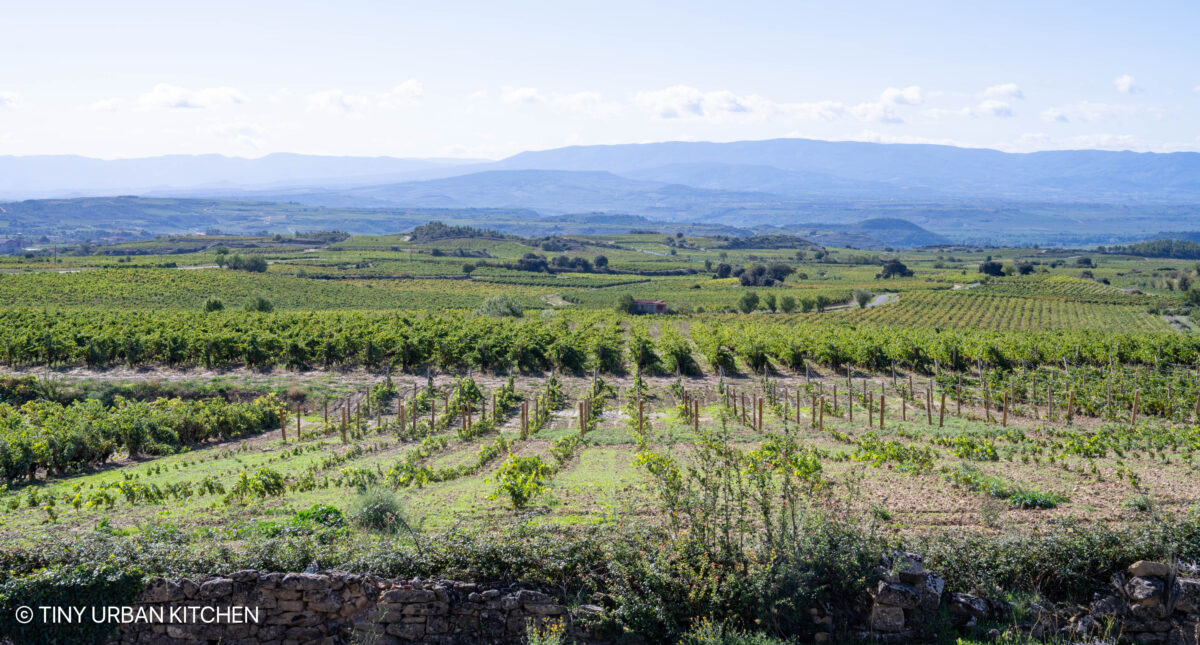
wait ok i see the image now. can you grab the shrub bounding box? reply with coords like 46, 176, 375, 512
474, 295, 524, 318
350, 488, 415, 535
0, 564, 144, 644
203, 297, 224, 312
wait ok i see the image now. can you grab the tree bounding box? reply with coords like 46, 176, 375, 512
853, 289, 873, 308
814, 295, 832, 312
800, 298, 815, 313
877, 259, 913, 279
715, 263, 733, 279
594, 255, 609, 269
1017, 262, 1035, 275
462, 263, 476, 274
1187, 287, 1200, 307
738, 291, 760, 314
203, 298, 224, 313
616, 294, 636, 314
763, 293, 777, 312
978, 261, 1005, 277
779, 295, 797, 313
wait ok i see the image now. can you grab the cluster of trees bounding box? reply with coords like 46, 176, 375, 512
711, 262, 795, 286
409, 221, 504, 242
507, 253, 609, 273
1100, 239, 1200, 260
214, 249, 267, 273
737, 291, 834, 313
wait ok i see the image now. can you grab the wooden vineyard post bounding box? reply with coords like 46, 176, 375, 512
811, 394, 817, 428
868, 394, 874, 427
848, 383, 853, 421
1067, 390, 1075, 424
399, 405, 406, 434
1132, 389, 1140, 426
323, 401, 329, 431
693, 400, 699, 434
818, 396, 825, 431
926, 389, 933, 425
281, 411, 288, 442
741, 393, 747, 424
984, 387, 991, 423
908, 373, 914, 397
638, 398, 644, 437
340, 406, 348, 444
833, 385, 838, 414
939, 392, 946, 428
757, 398, 763, 431
901, 396, 907, 421
578, 401, 585, 435
1002, 392, 1008, 427
1107, 383, 1113, 417
796, 390, 801, 419
521, 400, 528, 439
1047, 384, 1054, 419
956, 384, 962, 416
879, 395, 885, 429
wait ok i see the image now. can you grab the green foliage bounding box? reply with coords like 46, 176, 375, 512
350, 487, 415, 535
474, 294, 524, 318
492, 455, 551, 509
0, 564, 144, 644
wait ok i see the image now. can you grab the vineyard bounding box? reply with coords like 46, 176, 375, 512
4, 230, 1200, 644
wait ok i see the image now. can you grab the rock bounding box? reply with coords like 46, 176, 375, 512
916, 573, 945, 611
141, 578, 184, 603
1174, 577, 1200, 613
524, 603, 566, 616
870, 604, 905, 632
949, 593, 991, 620
231, 569, 259, 583
1126, 576, 1167, 603
873, 581, 921, 609
199, 577, 234, 599
380, 588, 437, 604
280, 573, 327, 591
1091, 594, 1129, 617
1130, 561, 1173, 578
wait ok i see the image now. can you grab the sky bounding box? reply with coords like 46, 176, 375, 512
1, 0, 1198, 160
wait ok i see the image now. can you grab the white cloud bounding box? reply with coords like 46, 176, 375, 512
468, 90, 489, 101
137, 83, 248, 110
847, 86, 924, 124
0, 92, 21, 110
306, 80, 423, 114
983, 83, 1024, 100
1040, 100, 1158, 122
205, 122, 266, 148
634, 85, 774, 120
1114, 74, 1137, 94
880, 85, 923, 106
974, 99, 1013, 117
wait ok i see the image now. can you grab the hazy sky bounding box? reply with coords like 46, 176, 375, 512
2, 1, 1197, 159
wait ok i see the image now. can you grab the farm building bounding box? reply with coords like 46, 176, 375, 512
632, 299, 667, 314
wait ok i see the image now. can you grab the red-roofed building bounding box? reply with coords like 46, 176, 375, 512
632, 299, 667, 314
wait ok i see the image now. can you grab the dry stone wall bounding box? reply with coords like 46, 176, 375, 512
112, 570, 603, 645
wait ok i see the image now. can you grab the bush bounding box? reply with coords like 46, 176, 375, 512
203, 297, 224, 312
350, 488, 415, 535
738, 291, 759, 313
492, 455, 550, 509
853, 289, 873, 308
474, 295, 524, 318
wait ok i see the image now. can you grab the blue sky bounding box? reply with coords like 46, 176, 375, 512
2, 0, 1197, 159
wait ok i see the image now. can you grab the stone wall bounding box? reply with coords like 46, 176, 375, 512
109, 557, 1200, 644
112, 570, 602, 645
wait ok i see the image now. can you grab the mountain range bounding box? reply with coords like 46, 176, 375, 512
3, 138, 1200, 246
